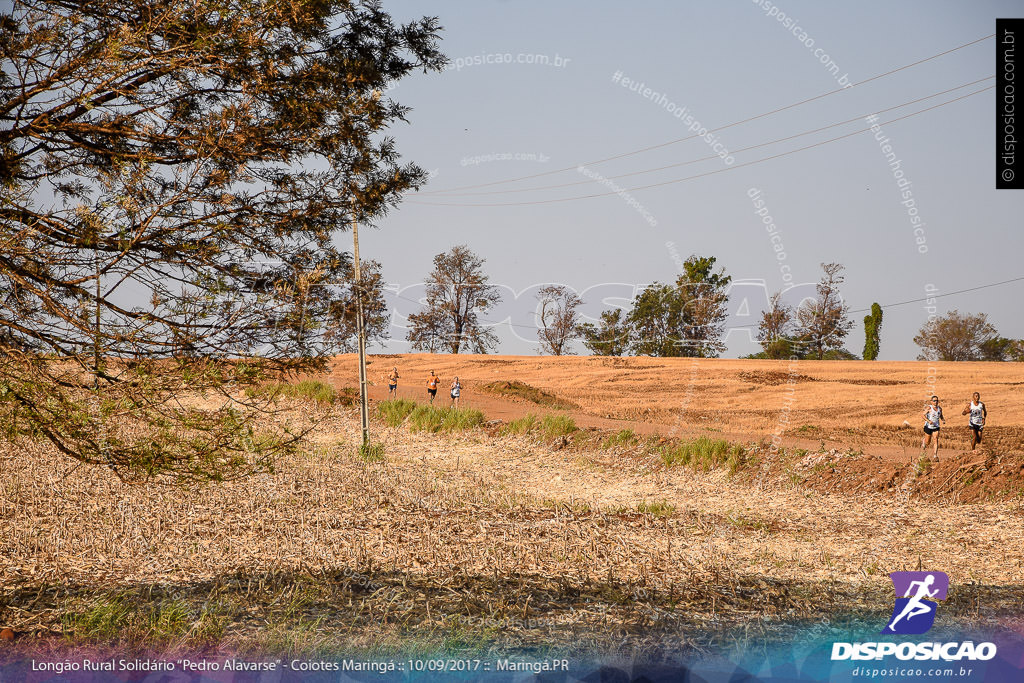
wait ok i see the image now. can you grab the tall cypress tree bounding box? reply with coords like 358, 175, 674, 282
863, 303, 883, 360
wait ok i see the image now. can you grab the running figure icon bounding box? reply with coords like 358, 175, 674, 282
885, 575, 938, 632
882, 571, 949, 635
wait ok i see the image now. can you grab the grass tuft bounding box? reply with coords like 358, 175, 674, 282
500, 414, 539, 435
636, 500, 675, 517
604, 429, 637, 449
358, 441, 386, 462
408, 405, 484, 433
661, 437, 750, 474
377, 399, 417, 427
540, 414, 577, 439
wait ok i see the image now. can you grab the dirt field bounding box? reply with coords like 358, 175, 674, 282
334, 355, 1024, 457
1, 355, 1022, 658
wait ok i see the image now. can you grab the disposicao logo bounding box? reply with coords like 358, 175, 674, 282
831, 571, 998, 662
883, 571, 948, 635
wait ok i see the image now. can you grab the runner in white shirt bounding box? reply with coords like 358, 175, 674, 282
920, 395, 945, 457
450, 376, 461, 410
961, 392, 987, 451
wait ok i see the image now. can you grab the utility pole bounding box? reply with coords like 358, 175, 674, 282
352, 198, 370, 447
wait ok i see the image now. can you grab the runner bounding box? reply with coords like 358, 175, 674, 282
920, 395, 945, 457
961, 392, 987, 450
387, 366, 399, 399
426, 371, 439, 404
450, 376, 461, 410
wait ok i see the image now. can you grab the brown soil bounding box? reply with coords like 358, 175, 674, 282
331, 354, 1024, 462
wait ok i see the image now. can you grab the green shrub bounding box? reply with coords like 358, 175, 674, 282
691, 436, 730, 470
377, 399, 417, 427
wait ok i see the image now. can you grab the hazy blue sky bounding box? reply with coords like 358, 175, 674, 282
355, 1, 1023, 359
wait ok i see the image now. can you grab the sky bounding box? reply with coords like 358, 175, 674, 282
352, 0, 1023, 359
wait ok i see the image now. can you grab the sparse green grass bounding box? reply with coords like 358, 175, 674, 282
636, 501, 675, 517
499, 413, 576, 441
358, 441, 386, 462
797, 424, 819, 433
245, 380, 339, 404
62, 594, 224, 647
408, 405, 484, 433
660, 437, 751, 474
377, 399, 417, 427
539, 498, 593, 515
443, 408, 485, 431
604, 429, 637, 449
725, 511, 773, 532
500, 414, 539, 435
408, 405, 445, 433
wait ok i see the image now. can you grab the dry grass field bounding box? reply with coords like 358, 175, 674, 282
1, 355, 1022, 659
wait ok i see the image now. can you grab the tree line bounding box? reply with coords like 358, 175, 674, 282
400, 245, 1023, 363
402, 247, 859, 359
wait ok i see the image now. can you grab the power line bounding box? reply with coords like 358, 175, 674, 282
418, 33, 995, 196
851, 277, 1024, 314
421, 76, 993, 198
407, 85, 993, 207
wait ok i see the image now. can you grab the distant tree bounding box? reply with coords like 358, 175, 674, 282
979, 337, 1013, 361
757, 291, 797, 359
536, 285, 583, 356
821, 348, 860, 360
627, 255, 731, 358
979, 336, 1024, 361
914, 310, 998, 361
627, 283, 684, 357
862, 302, 883, 360
578, 309, 629, 356
677, 255, 732, 358
795, 263, 854, 360
323, 259, 390, 352
406, 246, 502, 354
405, 307, 449, 354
